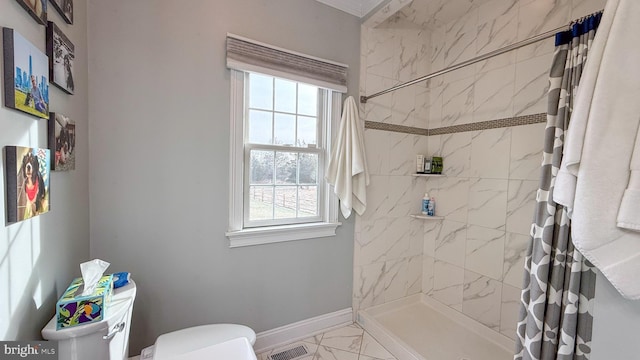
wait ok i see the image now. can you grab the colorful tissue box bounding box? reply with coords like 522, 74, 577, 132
56, 274, 114, 329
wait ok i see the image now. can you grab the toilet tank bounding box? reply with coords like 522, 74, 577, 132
42, 280, 137, 360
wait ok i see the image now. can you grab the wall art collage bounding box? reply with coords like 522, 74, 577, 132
3, 0, 75, 224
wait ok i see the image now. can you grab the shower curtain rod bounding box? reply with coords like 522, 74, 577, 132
360, 10, 603, 104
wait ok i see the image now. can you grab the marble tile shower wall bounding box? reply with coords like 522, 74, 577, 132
355, 0, 606, 340
420, 0, 606, 341
353, 20, 432, 317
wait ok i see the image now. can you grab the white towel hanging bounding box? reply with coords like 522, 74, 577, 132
326, 96, 370, 218
554, 0, 640, 300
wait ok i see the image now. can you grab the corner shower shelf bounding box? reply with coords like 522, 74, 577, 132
412, 173, 443, 177
410, 214, 444, 220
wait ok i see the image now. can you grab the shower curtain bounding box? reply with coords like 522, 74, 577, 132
514, 13, 602, 360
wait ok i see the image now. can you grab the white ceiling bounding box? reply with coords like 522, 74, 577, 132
314, 0, 387, 18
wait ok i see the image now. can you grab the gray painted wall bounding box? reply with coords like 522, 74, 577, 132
0, 0, 90, 341
87, 0, 360, 355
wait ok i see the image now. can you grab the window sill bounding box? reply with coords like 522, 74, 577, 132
226, 222, 342, 248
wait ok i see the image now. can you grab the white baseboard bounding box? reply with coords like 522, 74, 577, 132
253, 308, 352, 353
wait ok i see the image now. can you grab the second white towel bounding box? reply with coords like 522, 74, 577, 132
554, 0, 640, 300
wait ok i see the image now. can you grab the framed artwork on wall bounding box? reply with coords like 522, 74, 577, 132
49, 113, 76, 171
15, 0, 47, 25
47, 22, 75, 94
2, 28, 50, 119
50, 0, 72, 24
5, 146, 51, 223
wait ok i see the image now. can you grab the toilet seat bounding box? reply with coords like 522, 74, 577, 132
152, 324, 256, 360
168, 337, 256, 360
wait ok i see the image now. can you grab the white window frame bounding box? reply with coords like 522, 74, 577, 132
226, 70, 341, 248
243, 74, 324, 228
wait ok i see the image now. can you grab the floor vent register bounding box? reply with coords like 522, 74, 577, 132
267, 344, 310, 360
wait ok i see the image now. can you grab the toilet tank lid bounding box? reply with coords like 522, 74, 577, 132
41, 280, 137, 340
41, 296, 133, 339
154, 324, 256, 360
112, 279, 137, 302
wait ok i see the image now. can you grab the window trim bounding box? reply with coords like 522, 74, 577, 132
227, 70, 341, 247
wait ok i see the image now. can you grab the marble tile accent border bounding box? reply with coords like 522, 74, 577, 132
364, 113, 546, 136
364, 121, 429, 136
429, 113, 546, 135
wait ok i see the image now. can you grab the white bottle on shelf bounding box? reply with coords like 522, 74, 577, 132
416, 155, 425, 173
427, 196, 436, 216
421, 193, 430, 215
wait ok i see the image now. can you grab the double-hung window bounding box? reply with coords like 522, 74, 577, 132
225, 34, 347, 247
245, 73, 324, 227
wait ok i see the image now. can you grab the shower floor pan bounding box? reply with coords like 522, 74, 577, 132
357, 294, 514, 360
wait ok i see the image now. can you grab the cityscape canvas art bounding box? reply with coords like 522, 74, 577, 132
3, 28, 50, 119
5, 146, 51, 223
47, 21, 75, 94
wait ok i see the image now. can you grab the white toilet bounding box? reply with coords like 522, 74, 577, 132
42, 280, 257, 360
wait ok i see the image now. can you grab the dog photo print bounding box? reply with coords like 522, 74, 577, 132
50, 0, 72, 24
47, 22, 75, 94
5, 146, 51, 223
49, 113, 76, 171
15, 0, 47, 25
2, 28, 50, 119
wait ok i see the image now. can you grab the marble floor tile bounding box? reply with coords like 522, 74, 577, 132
319, 324, 364, 353
252, 324, 397, 360
313, 345, 359, 360
359, 356, 390, 360
134, 323, 399, 360
302, 334, 324, 345
360, 332, 396, 360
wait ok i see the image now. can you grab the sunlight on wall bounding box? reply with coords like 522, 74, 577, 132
33, 281, 44, 310
0, 218, 43, 339
31, 218, 43, 311
0, 122, 44, 339
0, 231, 9, 338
